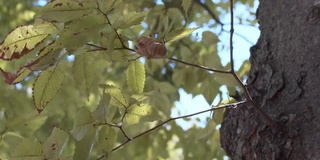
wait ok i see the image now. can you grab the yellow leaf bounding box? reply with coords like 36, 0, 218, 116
33, 64, 65, 113
126, 60, 146, 94
0, 25, 49, 60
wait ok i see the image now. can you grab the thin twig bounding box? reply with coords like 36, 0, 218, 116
193, 0, 223, 25
110, 100, 247, 153
97, 122, 119, 128
85, 43, 108, 50
86, 42, 135, 52
168, 57, 230, 74
229, 0, 235, 72
227, 0, 253, 102
119, 126, 131, 140
227, 0, 253, 106
128, 55, 142, 61
96, 3, 133, 52
222, 29, 255, 45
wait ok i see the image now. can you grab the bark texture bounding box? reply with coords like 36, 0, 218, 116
220, 0, 320, 159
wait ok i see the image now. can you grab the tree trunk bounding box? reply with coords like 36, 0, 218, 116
220, 0, 320, 159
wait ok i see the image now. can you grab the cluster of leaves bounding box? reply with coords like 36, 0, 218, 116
0, 0, 256, 159
0, 0, 39, 39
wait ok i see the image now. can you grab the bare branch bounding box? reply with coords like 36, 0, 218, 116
86, 43, 108, 50
222, 29, 255, 45
168, 57, 230, 74
119, 125, 131, 140
229, 0, 235, 72
110, 100, 247, 153
97, 100, 247, 160
97, 122, 119, 128
85, 43, 135, 53
193, 0, 223, 25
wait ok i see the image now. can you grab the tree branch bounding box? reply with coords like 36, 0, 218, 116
229, 1, 235, 72
222, 29, 255, 45
96, 100, 247, 160
95, 3, 134, 52
85, 43, 135, 53
168, 57, 230, 74
110, 100, 247, 153
86, 43, 108, 50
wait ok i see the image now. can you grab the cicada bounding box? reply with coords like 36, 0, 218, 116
135, 37, 167, 59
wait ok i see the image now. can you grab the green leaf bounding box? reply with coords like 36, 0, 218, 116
215, 73, 239, 87
0, 132, 24, 159
56, 14, 106, 48
73, 126, 98, 160
212, 108, 225, 124
43, 127, 69, 160
23, 115, 48, 132
113, 10, 149, 29
0, 111, 6, 133
99, 28, 117, 56
0, 68, 19, 85
126, 60, 146, 94
202, 31, 220, 46
92, 92, 119, 123
33, 64, 65, 113
36, 1, 97, 23
165, 28, 198, 43
93, 93, 111, 122
97, 126, 117, 158
129, 94, 149, 106
199, 49, 223, 69
200, 75, 220, 104
0, 65, 34, 85
71, 107, 94, 141
106, 31, 117, 55
12, 138, 43, 160
0, 25, 49, 60
33, 20, 62, 34
154, 82, 177, 94
150, 93, 171, 117
124, 104, 152, 125
97, 0, 123, 13
72, 51, 96, 99
25, 45, 62, 71
172, 68, 185, 86
182, 0, 192, 17
237, 60, 251, 79
13, 67, 33, 84
183, 68, 198, 93
111, 107, 122, 123
105, 85, 128, 108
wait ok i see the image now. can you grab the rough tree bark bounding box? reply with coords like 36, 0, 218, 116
220, 0, 320, 159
